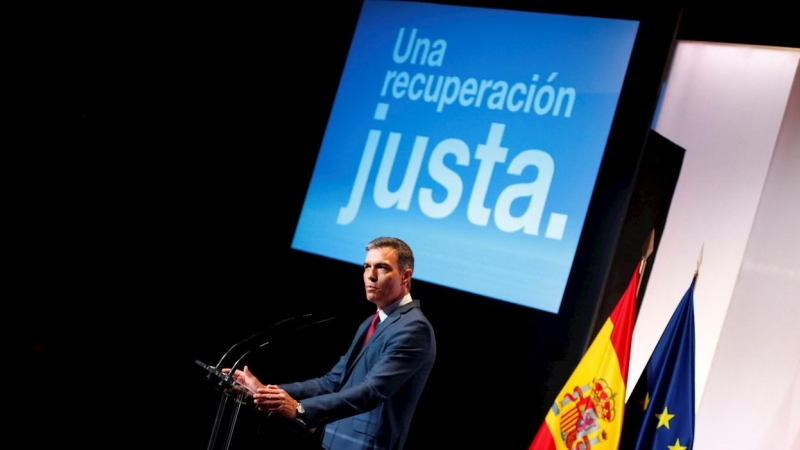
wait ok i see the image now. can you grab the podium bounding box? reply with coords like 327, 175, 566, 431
197, 360, 322, 450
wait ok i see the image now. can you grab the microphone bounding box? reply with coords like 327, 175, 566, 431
195, 314, 313, 392
295, 315, 337, 333
214, 313, 312, 369
226, 315, 338, 373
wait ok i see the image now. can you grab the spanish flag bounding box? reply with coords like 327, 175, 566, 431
529, 261, 641, 450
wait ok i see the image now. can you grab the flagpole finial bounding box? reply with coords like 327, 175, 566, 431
696, 243, 704, 276
636, 229, 656, 296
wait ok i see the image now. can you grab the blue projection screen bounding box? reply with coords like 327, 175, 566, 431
291, 0, 638, 313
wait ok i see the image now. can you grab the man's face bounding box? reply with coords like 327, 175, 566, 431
363, 246, 409, 308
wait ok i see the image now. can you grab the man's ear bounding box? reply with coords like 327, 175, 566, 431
402, 268, 412, 285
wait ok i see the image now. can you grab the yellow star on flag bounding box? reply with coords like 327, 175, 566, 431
667, 437, 687, 450
655, 406, 675, 429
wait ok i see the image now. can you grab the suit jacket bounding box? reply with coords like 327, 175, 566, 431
280, 299, 436, 450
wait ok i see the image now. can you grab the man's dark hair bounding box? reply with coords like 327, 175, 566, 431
366, 236, 414, 273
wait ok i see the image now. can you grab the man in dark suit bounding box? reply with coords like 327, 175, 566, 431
229, 236, 436, 450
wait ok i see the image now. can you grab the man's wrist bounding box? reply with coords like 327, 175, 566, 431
295, 402, 306, 422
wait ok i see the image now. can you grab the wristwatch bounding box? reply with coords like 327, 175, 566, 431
296, 402, 306, 421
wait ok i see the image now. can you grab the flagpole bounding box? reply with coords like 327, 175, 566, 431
695, 243, 704, 278
637, 229, 655, 297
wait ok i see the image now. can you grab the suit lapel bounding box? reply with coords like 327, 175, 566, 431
340, 317, 372, 386
339, 301, 418, 388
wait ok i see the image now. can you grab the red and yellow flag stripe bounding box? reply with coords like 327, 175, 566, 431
529, 261, 641, 450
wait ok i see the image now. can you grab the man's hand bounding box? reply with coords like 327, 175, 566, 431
221, 365, 264, 395
254, 385, 298, 419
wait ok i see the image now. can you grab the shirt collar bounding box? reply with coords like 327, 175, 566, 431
377, 293, 412, 321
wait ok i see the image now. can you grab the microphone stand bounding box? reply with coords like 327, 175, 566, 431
196, 360, 255, 450
221, 388, 247, 450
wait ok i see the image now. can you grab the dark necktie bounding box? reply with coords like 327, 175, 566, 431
362, 313, 380, 346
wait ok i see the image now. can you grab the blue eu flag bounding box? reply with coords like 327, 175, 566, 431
620, 275, 696, 450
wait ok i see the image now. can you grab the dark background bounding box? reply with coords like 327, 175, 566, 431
19, 2, 796, 449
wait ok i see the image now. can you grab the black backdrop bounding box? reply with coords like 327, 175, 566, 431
20, 2, 688, 449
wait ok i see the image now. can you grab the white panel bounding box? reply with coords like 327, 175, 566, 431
696, 59, 800, 450
792, 364, 800, 450
628, 41, 800, 450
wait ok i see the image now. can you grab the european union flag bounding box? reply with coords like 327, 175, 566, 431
619, 274, 696, 450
